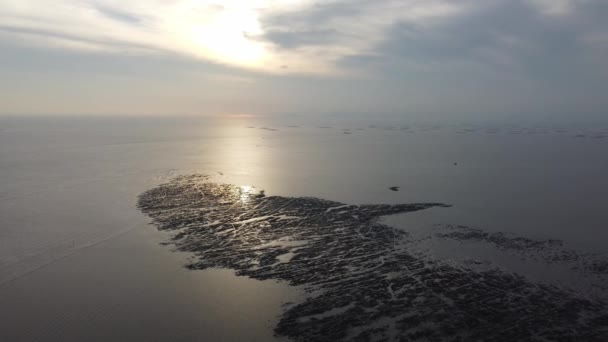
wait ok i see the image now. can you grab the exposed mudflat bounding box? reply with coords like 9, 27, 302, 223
138, 175, 608, 341
432, 224, 608, 281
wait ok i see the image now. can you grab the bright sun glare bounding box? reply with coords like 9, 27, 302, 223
239, 185, 253, 203
177, 2, 269, 67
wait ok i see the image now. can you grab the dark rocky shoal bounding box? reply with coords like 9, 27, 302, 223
433, 225, 608, 273
138, 175, 608, 341
431, 224, 608, 293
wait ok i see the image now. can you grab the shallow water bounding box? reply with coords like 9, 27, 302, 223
1, 115, 607, 340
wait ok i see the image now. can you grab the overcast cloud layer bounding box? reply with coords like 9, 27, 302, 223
1, 0, 607, 119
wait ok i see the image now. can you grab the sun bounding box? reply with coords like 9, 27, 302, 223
178, 4, 268, 68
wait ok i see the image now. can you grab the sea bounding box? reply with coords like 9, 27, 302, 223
1, 114, 607, 341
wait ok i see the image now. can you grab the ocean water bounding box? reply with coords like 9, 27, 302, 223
1, 115, 607, 340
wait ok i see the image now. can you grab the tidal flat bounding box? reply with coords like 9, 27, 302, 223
3, 117, 608, 341
138, 175, 608, 341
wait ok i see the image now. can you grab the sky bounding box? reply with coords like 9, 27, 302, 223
1, 0, 607, 121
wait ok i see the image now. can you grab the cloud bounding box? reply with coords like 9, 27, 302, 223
250, 0, 608, 97
0, 1, 281, 71
257, 0, 466, 74
0, 0, 470, 75
93, 4, 143, 25
0, 0, 607, 119
526, 0, 577, 16
2, 0, 607, 78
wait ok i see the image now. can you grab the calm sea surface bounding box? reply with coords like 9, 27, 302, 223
1, 115, 607, 341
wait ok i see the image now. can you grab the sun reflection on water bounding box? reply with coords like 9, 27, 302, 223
210, 120, 270, 186
239, 185, 253, 204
